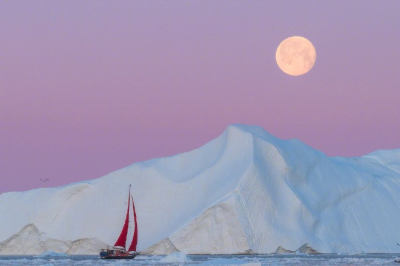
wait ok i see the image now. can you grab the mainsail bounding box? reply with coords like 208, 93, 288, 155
114, 189, 131, 247
128, 196, 138, 252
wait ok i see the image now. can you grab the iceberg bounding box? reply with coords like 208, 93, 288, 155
0, 124, 399, 254
0, 224, 107, 255
274, 243, 319, 254
141, 237, 180, 255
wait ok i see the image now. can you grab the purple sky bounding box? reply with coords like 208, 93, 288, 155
1, 1, 399, 193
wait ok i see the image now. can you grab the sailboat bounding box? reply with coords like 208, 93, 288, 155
100, 185, 139, 259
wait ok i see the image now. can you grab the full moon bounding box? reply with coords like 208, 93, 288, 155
276, 36, 316, 76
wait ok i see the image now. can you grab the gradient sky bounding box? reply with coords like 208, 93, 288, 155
1, 1, 399, 193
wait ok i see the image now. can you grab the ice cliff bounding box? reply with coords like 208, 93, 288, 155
0, 124, 399, 254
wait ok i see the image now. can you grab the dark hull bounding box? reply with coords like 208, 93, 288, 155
101, 253, 137, 260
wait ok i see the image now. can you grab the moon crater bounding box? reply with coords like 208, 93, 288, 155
276, 36, 316, 76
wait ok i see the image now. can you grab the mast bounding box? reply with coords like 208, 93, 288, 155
128, 195, 138, 252
114, 185, 131, 248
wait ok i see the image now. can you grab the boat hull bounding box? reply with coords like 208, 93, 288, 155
100, 250, 139, 260
100, 254, 137, 259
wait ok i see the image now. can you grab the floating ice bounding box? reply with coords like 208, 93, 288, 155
36, 250, 67, 257
159, 252, 191, 263
0, 254, 397, 265
201, 258, 247, 265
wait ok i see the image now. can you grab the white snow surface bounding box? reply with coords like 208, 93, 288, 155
0, 124, 399, 254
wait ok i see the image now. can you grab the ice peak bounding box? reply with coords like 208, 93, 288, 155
18, 224, 40, 235
224, 124, 281, 143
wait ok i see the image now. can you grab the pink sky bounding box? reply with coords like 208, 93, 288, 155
1, 1, 399, 193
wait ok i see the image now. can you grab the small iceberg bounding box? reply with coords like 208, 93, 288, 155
159, 252, 191, 263
296, 243, 319, 254
36, 250, 68, 257
274, 243, 320, 255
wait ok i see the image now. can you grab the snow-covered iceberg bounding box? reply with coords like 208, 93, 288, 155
0, 124, 399, 254
0, 224, 107, 255
141, 237, 180, 255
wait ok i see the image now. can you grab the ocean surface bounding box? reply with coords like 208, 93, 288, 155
1, 254, 400, 266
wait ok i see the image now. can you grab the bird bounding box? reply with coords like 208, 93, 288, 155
39, 179, 49, 182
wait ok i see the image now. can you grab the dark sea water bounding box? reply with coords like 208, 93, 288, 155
1, 254, 400, 265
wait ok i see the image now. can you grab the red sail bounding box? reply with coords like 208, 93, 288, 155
114, 189, 131, 248
128, 196, 138, 252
